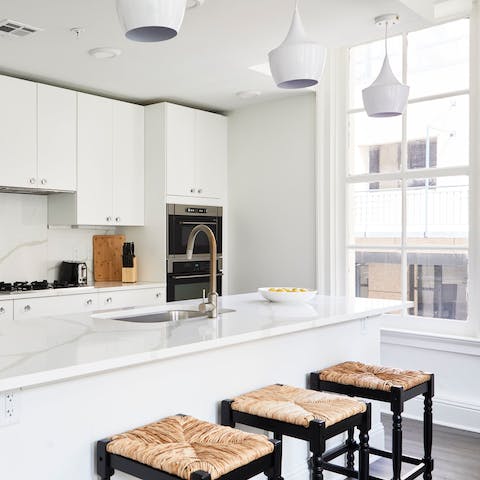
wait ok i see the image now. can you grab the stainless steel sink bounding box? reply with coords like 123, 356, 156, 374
112, 308, 235, 323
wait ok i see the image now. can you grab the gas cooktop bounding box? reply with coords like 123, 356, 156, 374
0, 280, 81, 293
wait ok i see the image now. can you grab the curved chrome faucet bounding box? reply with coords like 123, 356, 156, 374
186, 225, 218, 318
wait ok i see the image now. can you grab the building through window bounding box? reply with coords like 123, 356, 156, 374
347, 19, 470, 321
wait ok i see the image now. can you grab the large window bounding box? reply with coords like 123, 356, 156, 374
346, 19, 470, 321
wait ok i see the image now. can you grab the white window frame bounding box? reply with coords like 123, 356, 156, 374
315, 8, 480, 338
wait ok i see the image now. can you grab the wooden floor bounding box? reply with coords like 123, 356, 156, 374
369, 414, 480, 480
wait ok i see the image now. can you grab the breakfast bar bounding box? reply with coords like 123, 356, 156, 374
0, 292, 403, 479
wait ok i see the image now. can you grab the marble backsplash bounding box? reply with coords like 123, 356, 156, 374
0, 193, 114, 283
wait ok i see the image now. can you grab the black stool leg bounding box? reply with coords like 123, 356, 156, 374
358, 404, 371, 480
423, 377, 434, 480
271, 433, 284, 480
96, 439, 113, 480
391, 387, 405, 480
309, 420, 326, 480
346, 427, 356, 470
265, 438, 283, 480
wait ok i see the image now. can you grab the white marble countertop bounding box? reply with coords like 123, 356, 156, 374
0, 293, 403, 392
0, 281, 165, 300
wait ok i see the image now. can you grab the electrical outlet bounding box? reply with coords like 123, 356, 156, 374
0, 390, 20, 426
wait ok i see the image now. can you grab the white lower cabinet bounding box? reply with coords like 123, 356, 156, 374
98, 288, 165, 309
0, 300, 13, 323
12, 287, 165, 320
14, 293, 98, 320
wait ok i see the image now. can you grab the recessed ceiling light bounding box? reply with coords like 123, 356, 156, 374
88, 47, 122, 59
236, 90, 262, 100
186, 0, 205, 9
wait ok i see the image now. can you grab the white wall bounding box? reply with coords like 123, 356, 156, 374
381, 329, 480, 433
0, 193, 113, 283
227, 93, 317, 294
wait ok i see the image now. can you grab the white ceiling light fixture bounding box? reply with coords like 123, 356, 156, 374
268, 0, 326, 89
236, 90, 262, 100
186, 0, 205, 9
89, 47, 122, 59
116, 0, 187, 42
362, 14, 409, 118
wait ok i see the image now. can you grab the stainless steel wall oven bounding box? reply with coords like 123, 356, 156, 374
167, 204, 223, 302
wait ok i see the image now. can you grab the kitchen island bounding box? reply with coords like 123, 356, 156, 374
0, 292, 403, 480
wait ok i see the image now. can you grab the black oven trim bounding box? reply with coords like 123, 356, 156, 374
167, 272, 223, 302
167, 203, 223, 258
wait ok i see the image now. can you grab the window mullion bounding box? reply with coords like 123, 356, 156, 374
401, 31, 409, 316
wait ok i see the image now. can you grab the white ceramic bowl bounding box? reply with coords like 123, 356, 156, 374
258, 287, 317, 304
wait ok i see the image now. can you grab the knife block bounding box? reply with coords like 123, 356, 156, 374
122, 257, 138, 283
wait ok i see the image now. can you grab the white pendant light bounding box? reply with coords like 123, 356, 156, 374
268, 0, 326, 89
362, 14, 409, 117
116, 0, 187, 42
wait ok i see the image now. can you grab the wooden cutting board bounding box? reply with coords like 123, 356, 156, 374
93, 235, 126, 282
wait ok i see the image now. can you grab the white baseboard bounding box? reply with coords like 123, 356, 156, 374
382, 396, 480, 434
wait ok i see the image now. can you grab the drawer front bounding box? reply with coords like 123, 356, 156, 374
0, 300, 13, 322
14, 294, 98, 320
98, 288, 165, 310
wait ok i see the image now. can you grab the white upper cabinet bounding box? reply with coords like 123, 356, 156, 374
165, 103, 227, 200
165, 103, 196, 196
195, 109, 227, 199
37, 84, 77, 191
113, 101, 145, 226
77, 93, 114, 225
49, 93, 144, 226
0, 75, 36, 188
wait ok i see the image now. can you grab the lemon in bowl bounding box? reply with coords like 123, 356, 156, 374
258, 287, 317, 303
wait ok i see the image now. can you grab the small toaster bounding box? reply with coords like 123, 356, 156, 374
58, 261, 88, 286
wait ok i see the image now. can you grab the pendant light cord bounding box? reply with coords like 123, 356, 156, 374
384, 21, 388, 57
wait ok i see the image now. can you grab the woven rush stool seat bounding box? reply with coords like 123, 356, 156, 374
222, 384, 371, 480
310, 362, 434, 480
318, 361, 431, 392
96, 414, 282, 480
230, 384, 366, 427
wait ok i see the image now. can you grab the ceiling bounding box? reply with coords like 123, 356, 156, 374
0, 0, 443, 112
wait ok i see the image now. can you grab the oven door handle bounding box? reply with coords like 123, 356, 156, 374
171, 273, 223, 280
179, 221, 217, 226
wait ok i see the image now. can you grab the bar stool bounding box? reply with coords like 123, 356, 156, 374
310, 361, 434, 480
221, 384, 371, 480
96, 414, 282, 480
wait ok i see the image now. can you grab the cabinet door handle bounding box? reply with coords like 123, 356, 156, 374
115, 217, 121, 222
106, 216, 112, 222
29, 178, 36, 185
86, 299, 93, 305
0, 307, 5, 314
106, 297, 113, 303
24, 305, 31, 312
190, 188, 195, 193
197, 188, 203, 194
155, 292, 161, 299
41, 178, 47, 185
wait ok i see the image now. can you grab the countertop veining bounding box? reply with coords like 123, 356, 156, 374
0, 292, 403, 392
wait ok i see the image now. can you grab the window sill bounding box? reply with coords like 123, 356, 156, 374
381, 327, 480, 356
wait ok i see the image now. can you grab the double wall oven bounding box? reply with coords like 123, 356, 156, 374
167, 204, 223, 302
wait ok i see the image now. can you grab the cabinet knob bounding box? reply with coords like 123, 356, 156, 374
115, 217, 121, 222
106, 297, 112, 303
190, 188, 195, 193
29, 178, 36, 185
24, 305, 31, 312
197, 188, 203, 194
41, 178, 47, 185
106, 216, 112, 222
155, 292, 161, 299
0, 307, 5, 314
86, 299, 93, 305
